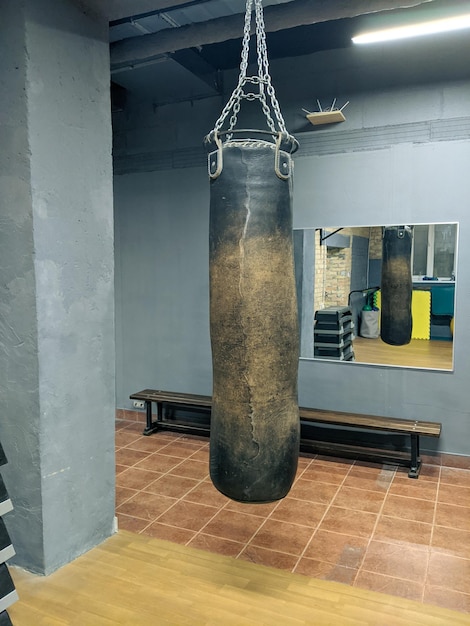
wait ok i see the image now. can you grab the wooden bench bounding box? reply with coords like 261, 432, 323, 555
129, 389, 441, 478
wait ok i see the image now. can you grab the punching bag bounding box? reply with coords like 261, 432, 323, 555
381, 225, 413, 346
206, 133, 300, 503
204, 0, 300, 503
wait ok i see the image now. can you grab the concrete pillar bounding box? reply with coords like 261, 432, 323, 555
0, 0, 115, 574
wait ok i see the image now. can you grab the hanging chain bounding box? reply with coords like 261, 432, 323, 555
210, 0, 288, 138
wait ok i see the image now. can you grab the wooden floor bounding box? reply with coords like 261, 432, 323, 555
353, 337, 453, 370
8, 530, 470, 626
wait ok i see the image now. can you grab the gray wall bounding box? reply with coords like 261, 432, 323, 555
0, 0, 115, 574
114, 33, 470, 456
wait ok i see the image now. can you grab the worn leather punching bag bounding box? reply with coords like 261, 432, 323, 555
206, 134, 300, 503
204, 0, 300, 503
380, 225, 413, 346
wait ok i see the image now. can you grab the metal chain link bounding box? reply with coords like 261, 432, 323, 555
211, 0, 288, 138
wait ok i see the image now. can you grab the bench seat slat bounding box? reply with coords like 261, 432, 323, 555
130, 390, 212, 408
299, 408, 441, 437
129, 389, 441, 437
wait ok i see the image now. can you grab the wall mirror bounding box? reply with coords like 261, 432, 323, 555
294, 223, 458, 371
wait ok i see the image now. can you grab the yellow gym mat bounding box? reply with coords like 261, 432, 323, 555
374, 290, 431, 339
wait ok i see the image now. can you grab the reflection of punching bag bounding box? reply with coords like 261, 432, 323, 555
381, 226, 413, 346
207, 134, 300, 503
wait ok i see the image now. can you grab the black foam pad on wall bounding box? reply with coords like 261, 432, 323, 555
0, 519, 13, 566
0, 477, 12, 518
0, 610, 13, 626
0, 564, 18, 613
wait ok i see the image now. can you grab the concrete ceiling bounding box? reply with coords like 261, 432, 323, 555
107, 0, 470, 107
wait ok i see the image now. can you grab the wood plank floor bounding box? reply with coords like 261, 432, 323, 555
8, 530, 470, 626
353, 337, 453, 370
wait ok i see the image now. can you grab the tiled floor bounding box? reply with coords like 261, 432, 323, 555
115, 420, 470, 615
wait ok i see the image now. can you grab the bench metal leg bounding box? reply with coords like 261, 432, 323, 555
142, 400, 160, 436
408, 433, 421, 478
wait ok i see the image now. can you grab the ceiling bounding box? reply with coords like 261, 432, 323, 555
107, 0, 470, 108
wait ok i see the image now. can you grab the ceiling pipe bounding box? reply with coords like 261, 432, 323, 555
109, 0, 212, 27
107, 0, 210, 22
111, 0, 436, 69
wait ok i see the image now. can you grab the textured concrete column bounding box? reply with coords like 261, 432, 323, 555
0, 0, 115, 574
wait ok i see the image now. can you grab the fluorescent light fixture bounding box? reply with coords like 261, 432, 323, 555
352, 13, 470, 44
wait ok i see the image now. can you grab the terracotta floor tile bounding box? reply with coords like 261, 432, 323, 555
314, 456, 354, 470
319, 506, 378, 538
299, 464, 349, 485
332, 486, 385, 514
224, 498, 279, 518
396, 463, 440, 482
431, 526, 470, 560
438, 483, 470, 507
117, 491, 177, 521
142, 522, 196, 545
249, 519, 314, 556
158, 440, 206, 459
269, 498, 327, 528
442, 455, 470, 471
115, 467, 163, 491
355, 570, 424, 603
342, 470, 392, 493
361, 540, 428, 583
113, 424, 470, 615
143, 473, 200, 498
187, 448, 210, 462
294, 557, 357, 585
115, 430, 142, 448
187, 533, 244, 558
116, 486, 138, 507
125, 437, 170, 453
182, 479, 230, 508
156, 500, 219, 532
424, 585, 470, 614
303, 530, 368, 569
288, 479, 339, 504
238, 545, 299, 571
202, 509, 265, 544
115, 448, 152, 467
427, 552, 470, 594
134, 453, 184, 473
435, 502, 470, 532
151, 432, 183, 443
122, 422, 146, 433
116, 513, 149, 533
381, 494, 435, 524
440, 467, 470, 488
179, 434, 209, 444
373, 515, 432, 547
416, 463, 441, 482
349, 462, 397, 477
388, 476, 438, 500
168, 458, 209, 480
297, 456, 314, 469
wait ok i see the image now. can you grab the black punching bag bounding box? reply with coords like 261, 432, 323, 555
381, 225, 413, 346
207, 134, 300, 503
